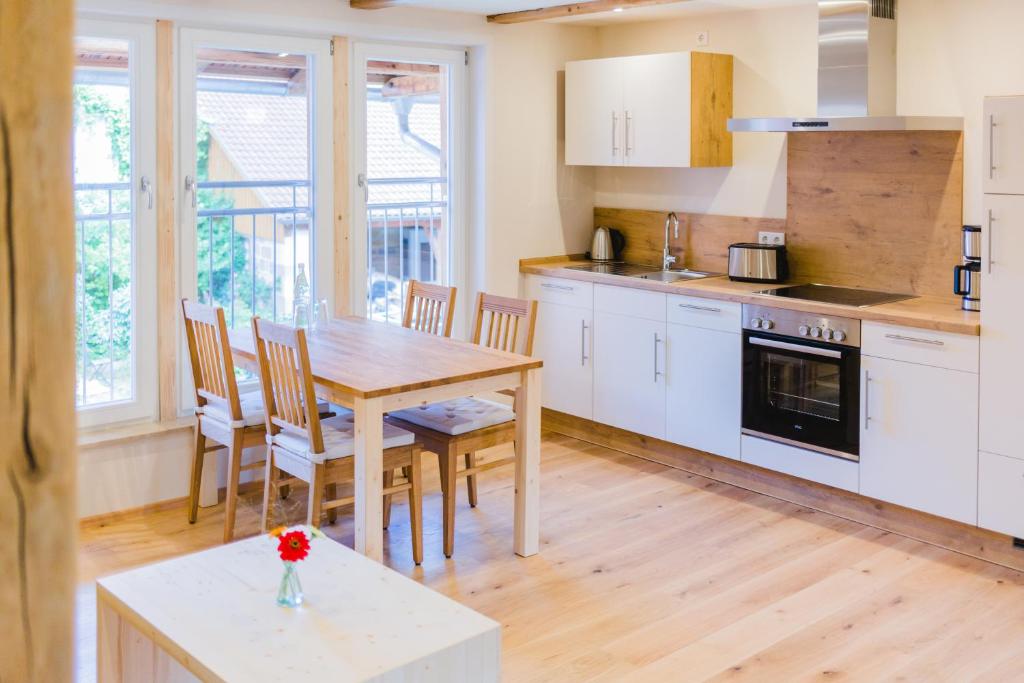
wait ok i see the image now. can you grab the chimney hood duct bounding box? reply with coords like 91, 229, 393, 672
728, 0, 962, 133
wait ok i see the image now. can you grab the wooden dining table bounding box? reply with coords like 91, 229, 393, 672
229, 316, 543, 561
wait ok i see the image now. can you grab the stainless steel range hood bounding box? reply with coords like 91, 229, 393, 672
728, 0, 962, 133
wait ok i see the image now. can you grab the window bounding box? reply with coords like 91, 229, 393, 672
73, 20, 157, 426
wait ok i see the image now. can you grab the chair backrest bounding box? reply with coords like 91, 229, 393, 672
182, 299, 242, 421
402, 280, 457, 337
471, 292, 538, 357
251, 317, 325, 453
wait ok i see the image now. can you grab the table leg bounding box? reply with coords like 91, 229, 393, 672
354, 396, 385, 561
513, 367, 541, 557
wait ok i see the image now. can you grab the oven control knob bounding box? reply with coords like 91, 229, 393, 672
760, 319, 775, 330
833, 329, 847, 342
823, 328, 834, 341
798, 325, 810, 336
750, 317, 763, 329
809, 326, 822, 338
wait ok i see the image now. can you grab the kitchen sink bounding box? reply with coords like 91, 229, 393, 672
633, 269, 719, 282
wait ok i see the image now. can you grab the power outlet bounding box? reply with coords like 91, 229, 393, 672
696, 30, 710, 47
759, 231, 786, 246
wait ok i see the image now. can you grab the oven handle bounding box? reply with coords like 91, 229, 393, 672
748, 336, 843, 359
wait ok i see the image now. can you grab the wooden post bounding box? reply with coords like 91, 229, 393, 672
0, 0, 77, 681
156, 20, 178, 420
333, 36, 352, 316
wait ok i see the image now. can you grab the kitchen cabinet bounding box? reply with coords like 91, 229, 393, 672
978, 451, 1024, 539
665, 296, 741, 460
984, 96, 1024, 195
565, 51, 732, 169
593, 286, 666, 439
860, 342, 979, 524
980, 194, 1024, 460
533, 300, 593, 419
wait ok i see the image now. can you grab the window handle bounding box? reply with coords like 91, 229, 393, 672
358, 172, 369, 203
184, 175, 197, 208
139, 176, 153, 210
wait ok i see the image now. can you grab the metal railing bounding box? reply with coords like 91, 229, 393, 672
75, 180, 132, 407
195, 179, 311, 329
365, 176, 448, 325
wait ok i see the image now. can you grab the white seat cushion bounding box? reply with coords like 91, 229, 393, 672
273, 409, 415, 464
390, 397, 515, 436
202, 391, 329, 430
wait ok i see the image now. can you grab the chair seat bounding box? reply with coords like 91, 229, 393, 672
273, 410, 416, 464
390, 397, 515, 436
203, 391, 328, 429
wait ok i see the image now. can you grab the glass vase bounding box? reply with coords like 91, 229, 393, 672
276, 561, 304, 608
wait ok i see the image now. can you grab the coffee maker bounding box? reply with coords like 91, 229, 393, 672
953, 225, 981, 312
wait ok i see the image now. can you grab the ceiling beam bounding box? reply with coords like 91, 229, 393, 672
349, 0, 418, 8
488, 0, 692, 24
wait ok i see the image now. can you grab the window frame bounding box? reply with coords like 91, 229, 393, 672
74, 17, 159, 428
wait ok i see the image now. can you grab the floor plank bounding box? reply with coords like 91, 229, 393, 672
77, 433, 1024, 682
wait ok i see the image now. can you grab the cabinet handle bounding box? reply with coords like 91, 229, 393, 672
541, 283, 573, 292
884, 333, 944, 347
678, 303, 722, 313
653, 332, 663, 382
625, 110, 633, 156
989, 114, 997, 179
988, 209, 996, 274
580, 320, 589, 367
611, 111, 619, 157
863, 370, 871, 430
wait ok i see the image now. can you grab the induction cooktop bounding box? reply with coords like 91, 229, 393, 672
757, 283, 917, 308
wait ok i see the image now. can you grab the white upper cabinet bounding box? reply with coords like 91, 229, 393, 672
984, 96, 1024, 195
565, 51, 733, 169
980, 193, 1024, 460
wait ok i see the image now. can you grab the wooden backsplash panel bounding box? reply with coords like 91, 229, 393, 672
786, 131, 963, 295
593, 207, 784, 272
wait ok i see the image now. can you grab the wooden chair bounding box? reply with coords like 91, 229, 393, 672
251, 317, 425, 564
182, 300, 269, 543
388, 292, 538, 558
402, 280, 457, 337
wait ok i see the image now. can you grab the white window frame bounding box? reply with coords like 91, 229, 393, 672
177, 28, 334, 412
350, 41, 469, 333
75, 18, 159, 428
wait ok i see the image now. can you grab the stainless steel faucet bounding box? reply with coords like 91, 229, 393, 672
663, 212, 680, 271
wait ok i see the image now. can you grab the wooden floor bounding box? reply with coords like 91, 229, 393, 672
77, 433, 1024, 682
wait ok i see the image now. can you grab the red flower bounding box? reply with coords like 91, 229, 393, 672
277, 530, 311, 562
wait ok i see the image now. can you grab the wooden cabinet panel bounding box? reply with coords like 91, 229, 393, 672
984, 96, 1024, 195
978, 451, 1024, 539
665, 323, 740, 460
860, 355, 978, 525
593, 310, 666, 439
565, 57, 623, 167
533, 300, 593, 420
980, 194, 1024, 460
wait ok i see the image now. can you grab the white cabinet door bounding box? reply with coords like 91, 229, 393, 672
984, 96, 1024, 195
665, 323, 741, 460
860, 355, 979, 524
979, 451, 1024, 539
565, 57, 623, 167
622, 52, 691, 168
533, 301, 593, 420
593, 311, 666, 439
980, 194, 1024, 459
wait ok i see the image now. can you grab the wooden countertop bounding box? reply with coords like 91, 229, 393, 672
520, 257, 980, 336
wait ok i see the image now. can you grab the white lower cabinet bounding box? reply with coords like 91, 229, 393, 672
665, 321, 741, 460
859, 354, 979, 525
533, 300, 593, 419
978, 451, 1024, 538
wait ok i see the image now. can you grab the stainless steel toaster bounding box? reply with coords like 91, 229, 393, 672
728, 243, 789, 283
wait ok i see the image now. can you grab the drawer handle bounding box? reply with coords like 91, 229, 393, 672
541, 283, 574, 292
884, 333, 944, 347
677, 303, 722, 313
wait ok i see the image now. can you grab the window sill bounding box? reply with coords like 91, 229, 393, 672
78, 416, 194, 449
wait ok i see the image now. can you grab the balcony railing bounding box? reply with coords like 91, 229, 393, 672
195, 179, 311, 329
366, 176, 448, 325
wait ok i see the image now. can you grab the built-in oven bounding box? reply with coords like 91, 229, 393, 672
741, 305, 861, 461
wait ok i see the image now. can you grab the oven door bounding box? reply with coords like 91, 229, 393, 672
742, 331, 860, 460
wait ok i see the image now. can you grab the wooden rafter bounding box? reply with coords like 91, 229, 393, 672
488, 0, 693, 23
350, 0, 418, 7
